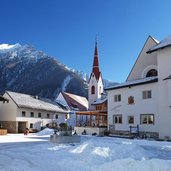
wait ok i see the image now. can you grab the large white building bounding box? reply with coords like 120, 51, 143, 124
106, 35, 171, 139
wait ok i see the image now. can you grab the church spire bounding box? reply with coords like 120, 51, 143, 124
92, 40, 100, 80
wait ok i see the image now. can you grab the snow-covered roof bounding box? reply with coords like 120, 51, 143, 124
106, 76, 158, 91
147, 35, 171, 53
164, 75, 171, 80
92, 97, 107, 105
6, 91, 67, 113
61, 92, 88, 111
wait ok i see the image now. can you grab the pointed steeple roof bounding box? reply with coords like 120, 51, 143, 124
92, 40, 101, 80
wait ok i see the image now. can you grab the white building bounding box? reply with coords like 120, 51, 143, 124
0, 91, 68, 133
106, 35, 171, 139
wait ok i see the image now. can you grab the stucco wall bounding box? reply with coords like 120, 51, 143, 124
0, 93, 18, 121
107, 82, 159, 134
16, 108, 67, 130
157, 48, 171, 139
127, 36, 157, 81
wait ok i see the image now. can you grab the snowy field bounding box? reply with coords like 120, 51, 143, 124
0, 129, 171, 171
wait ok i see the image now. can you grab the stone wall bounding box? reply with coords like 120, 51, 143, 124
0, 121, 17, 133
74, 126, 106, 136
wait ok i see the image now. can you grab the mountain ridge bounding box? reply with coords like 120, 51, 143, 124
0, 43, 117, 99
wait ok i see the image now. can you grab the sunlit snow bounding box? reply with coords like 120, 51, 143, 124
0, 128, 171, 171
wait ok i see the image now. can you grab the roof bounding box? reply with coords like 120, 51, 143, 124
105, 76, 158, 91
91, 41, 101, 81
126, 35, 158, 81
92, 97, 107, 105
147, 35, 171, 53
163, 75, 171, 80
6, 91, 67, 113
61, 92, 88, 111
0, 95, 9, 102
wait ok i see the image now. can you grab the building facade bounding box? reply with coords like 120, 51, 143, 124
106, 35, 171, 139
0, 91, 68, 133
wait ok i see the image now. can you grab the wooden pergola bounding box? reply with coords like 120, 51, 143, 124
76, 110, 107, 127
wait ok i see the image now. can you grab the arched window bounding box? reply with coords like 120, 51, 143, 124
146, 69, 158, 77
91, 86, 95, 94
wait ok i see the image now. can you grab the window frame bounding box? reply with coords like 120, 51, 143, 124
38, 113, 41, 118
30, 112, 34, 117
47, 113, 50, 118
30, 123, 33, 128
91, 85, 95, 94
128, 116, 134, 124
22, 111, 26, 117
140, 114, 154, 125
142, 90, 152, 99
114, 94, 121, 102
113, 114, 122, 124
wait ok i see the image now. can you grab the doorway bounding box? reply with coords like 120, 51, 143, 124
18, 122, 27, 133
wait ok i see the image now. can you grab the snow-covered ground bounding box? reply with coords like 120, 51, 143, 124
0, 128, 171, 171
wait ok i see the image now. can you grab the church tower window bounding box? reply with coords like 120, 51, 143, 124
91, 86, 95, 94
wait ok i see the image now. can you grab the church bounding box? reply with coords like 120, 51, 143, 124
74, 41, 107, 135
106, 35, 171, 140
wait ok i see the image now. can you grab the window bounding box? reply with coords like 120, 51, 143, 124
114, 94, 121, 102
22, 111, 26, 117
56, 114, 58, 119
30, 123, 33, 128
38, 113, 41, 118
128, 116, 134, 124
140, 114, 154, 125
47, 113, 50, 118
96, 105, 102, 110
91, 85, 95, 94
146, 69, 157, 77
65, 114, 69, 120
128, 96, 134, 104
30, 112, 34, 117
142, 90, 152, 99
113, 115, 122, 124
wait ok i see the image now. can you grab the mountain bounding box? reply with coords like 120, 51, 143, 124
0, 44, 88, 99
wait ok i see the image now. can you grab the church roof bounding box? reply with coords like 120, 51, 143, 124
147, 35, 171, 53
92, 41, 101, 80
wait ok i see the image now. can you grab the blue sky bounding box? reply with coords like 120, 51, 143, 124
0, 0, 171, 82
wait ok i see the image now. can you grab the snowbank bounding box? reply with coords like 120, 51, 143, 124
0, 134, 171, 171
36, 128, 54, 136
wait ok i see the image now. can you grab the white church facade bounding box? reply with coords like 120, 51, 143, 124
106, 35, 171, 140
88, 41, 104, 110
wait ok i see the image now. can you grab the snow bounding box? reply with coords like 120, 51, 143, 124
61, 75, 72, 92
0, 43, 21, 52
0, 129, 171, 171
147, 35, 171, 53
6, 91, 66, 113
0, 44, 16, 50
106, 76, 158, 90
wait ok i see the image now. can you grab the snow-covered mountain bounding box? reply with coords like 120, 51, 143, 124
0, 43, 88, 99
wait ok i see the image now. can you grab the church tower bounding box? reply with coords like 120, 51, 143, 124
88, 41, 104, 110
